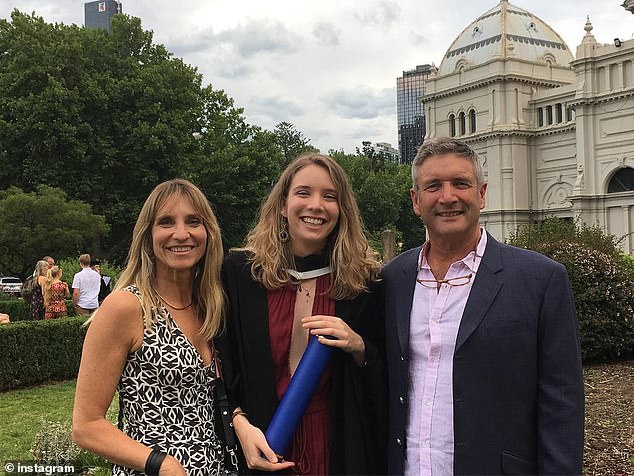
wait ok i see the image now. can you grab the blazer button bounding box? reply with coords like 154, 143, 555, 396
396, 438, 402, 446
399, 396, 406, 404
400, 355, 407, 361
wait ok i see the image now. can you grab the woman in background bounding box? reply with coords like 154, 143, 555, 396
219, 153, 387, 475
43, 265, 70, 319
29, 260, 49, 320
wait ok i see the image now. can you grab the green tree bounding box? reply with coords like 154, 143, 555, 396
192, 88, 285, 249
331, 150, 424, 256
0, 186, 109, 278
0, 11, 204, 259
273, 122, 319, 166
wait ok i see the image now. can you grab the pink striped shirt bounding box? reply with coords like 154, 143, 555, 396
405, 231, 487, 476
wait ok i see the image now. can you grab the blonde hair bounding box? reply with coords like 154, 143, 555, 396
79, 254, 91, 267
34, 260, 49, 277
238, 153, 379, 299
91, 179, 224, 340
43, 265, 62, 307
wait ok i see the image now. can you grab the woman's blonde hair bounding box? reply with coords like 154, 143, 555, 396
93, 179, 224, 340
239, 153, 379, 299
34, 260, 49, 277
43, 265, 62, 307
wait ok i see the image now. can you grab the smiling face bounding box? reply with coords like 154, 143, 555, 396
283, 164, 340, 257
151, 195, 208, 277
411, 153, 486, 245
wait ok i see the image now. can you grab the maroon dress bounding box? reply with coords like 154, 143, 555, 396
267, 275, 334, 475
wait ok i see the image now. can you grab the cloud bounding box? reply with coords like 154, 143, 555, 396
169, 18, 302, 59
248, 94, 305, 122
353, 0, 401, 28
312, 22, 341, 46
323, 86, 395, 120
217, 18, 303, 59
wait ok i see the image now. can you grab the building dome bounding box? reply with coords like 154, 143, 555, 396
438, 0, 574, 76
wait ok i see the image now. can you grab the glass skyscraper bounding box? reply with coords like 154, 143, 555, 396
397, 64, 431, 164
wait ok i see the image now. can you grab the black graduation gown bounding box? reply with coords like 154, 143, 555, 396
216, 251, 388, 475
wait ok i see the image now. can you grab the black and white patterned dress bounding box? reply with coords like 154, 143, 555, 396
113, 286, 224, 476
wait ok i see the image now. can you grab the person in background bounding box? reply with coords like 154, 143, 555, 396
72, 254, 101, 316
29, 260, 49, 320
91, 259, 112, 305
42, 256, 55, 268
0, 313, 10, 324
382, 137, 584, 475
73, 179, 227, 476
218, 153, 387, 475
43, 265, 70, 319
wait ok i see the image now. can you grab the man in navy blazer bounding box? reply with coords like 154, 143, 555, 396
382, 137, 584, 475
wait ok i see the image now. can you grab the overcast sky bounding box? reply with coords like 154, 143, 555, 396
2, 0, 633, 154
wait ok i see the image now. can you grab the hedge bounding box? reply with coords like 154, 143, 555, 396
0, 317, 87, 391
0, 299, 75, 321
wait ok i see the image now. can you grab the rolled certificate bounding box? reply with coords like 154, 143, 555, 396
265, 335, 333, 456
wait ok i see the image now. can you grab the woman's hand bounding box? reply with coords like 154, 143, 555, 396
233, 414, 295, 472
302, 315, 366, 366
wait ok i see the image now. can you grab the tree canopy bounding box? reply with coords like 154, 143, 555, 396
0, 10, 417, 261
0, 186, 109, 278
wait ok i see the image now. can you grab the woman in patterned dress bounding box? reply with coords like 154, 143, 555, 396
219, 154, 387, 475
73, 179, 226, 476
43, 266, 70, 319
29, 260, 49, 320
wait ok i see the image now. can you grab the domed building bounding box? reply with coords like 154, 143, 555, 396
423, 0, 634, 253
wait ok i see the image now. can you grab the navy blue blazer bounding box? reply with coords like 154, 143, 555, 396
382, 233, 584, 475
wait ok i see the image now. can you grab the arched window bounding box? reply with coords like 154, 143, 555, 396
459, 112, 466, 135
608, 167, 634, 193
546, 105, 553, 125
469, 109, 476, 133
449, 114, 456, 137
555, 103, 563, 123
537, 107, 544, 127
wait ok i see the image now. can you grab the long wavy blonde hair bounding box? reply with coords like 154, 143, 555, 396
239, 153, 379, 299
43, 265, 62, 307
94, 179, 224, 340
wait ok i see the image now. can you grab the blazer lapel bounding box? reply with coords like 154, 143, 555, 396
396, 247, 420, 356
455, 235, 503, 351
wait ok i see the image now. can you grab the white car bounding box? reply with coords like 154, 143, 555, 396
0, 276, 23, 296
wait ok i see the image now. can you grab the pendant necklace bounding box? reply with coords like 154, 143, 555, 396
156, 292, 193, 311
297, 279, 318, 303
288, 266, 331, 303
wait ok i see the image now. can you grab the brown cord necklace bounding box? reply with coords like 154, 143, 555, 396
156, 292, 193, 310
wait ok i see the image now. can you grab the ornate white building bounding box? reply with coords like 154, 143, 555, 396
423, 0, 634, 253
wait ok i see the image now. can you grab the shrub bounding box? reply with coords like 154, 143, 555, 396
0, 299, 76, 321
0, 317, 87, 390
31, 420, 80, 465
509, 217, 634, 362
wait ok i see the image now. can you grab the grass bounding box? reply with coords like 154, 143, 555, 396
0, 380, 116, 471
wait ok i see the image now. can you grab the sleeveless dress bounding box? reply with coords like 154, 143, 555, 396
45, 281, 68, 319
30, 283, 45, 320
112, 285, 224, 476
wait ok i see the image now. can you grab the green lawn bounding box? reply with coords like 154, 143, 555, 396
0, 380, 116, 468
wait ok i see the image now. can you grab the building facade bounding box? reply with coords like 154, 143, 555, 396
84, 0, 122, 32
397, 64, 432, 164
423, 0, 634, 253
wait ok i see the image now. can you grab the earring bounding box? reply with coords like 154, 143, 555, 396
279, 216, 289, 243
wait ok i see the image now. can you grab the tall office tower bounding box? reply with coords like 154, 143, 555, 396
396, 64, 431, 164
84, 0, 122, 32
